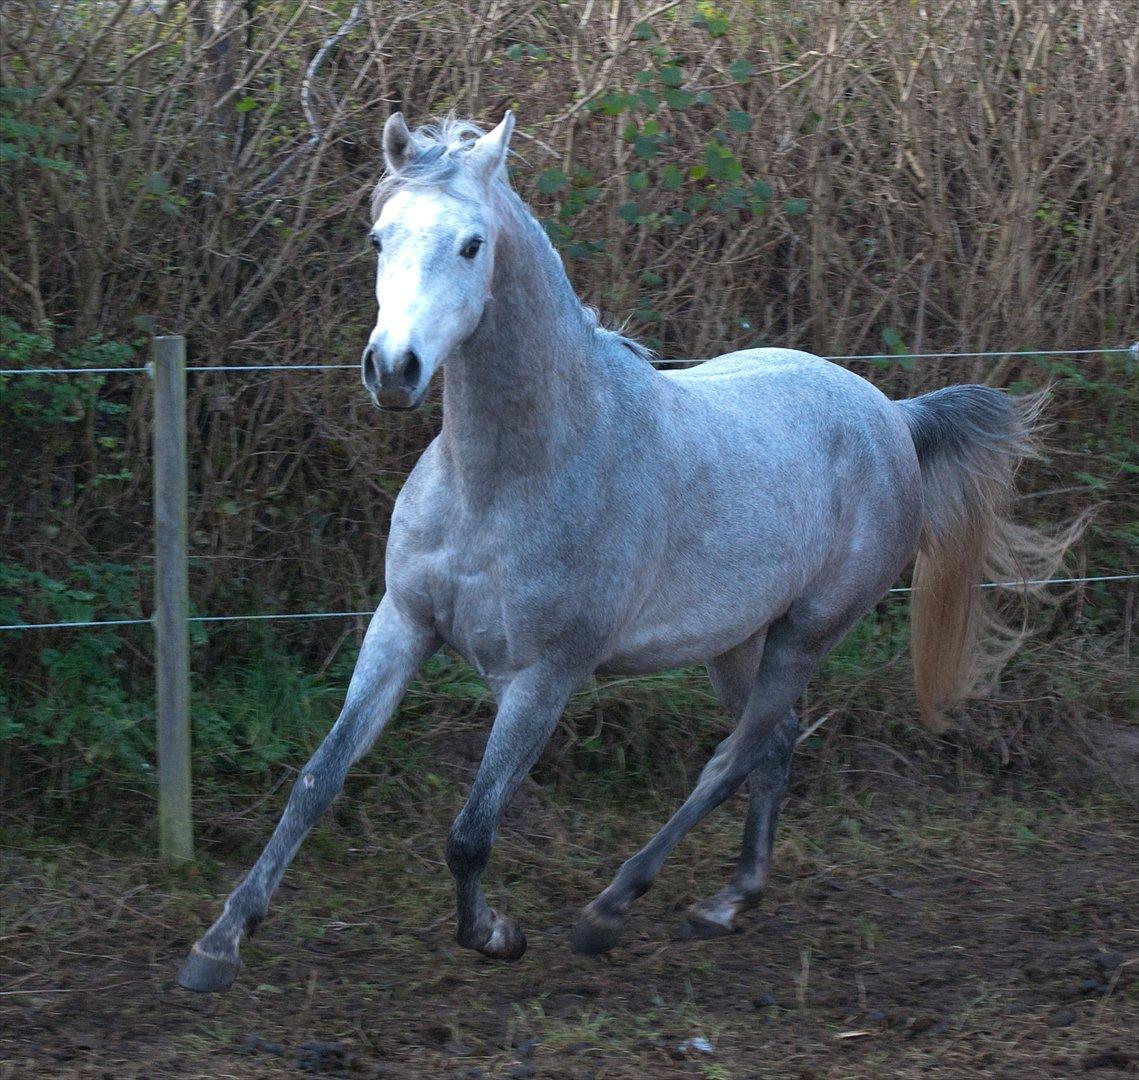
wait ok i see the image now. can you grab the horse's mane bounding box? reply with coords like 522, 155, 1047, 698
370, 116, 656, 365
585, 310, 658, 364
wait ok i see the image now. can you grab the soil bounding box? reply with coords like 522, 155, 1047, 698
2, 776, 1137, 1079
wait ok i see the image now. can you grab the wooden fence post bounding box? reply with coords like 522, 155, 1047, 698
153, 335, 193, 861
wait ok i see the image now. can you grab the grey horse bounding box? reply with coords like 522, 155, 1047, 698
177, 112, 1072, 991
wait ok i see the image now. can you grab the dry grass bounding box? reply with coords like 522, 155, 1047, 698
1, 771, 1136, 1078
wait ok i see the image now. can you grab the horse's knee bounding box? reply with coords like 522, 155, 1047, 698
285, 753, 347, 819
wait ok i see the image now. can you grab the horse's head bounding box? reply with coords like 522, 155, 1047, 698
361, 111, 515, 410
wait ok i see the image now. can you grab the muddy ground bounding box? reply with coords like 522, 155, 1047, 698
2, 767, 1137, 1079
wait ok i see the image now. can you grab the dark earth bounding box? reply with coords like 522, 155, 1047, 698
2, 763, 1136, 1079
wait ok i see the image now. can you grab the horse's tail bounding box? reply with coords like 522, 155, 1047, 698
895, 386, 1081, 732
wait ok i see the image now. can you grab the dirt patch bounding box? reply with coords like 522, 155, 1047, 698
2, 783, 1137, 1079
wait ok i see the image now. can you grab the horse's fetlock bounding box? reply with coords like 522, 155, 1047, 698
222, 884, 267, 935
455, 908, 493, 950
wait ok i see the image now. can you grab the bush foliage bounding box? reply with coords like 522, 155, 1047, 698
1, 1, 1135, 809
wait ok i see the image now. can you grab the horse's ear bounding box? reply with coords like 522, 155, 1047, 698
468, 110, 515, 186
383, 111, 415, 173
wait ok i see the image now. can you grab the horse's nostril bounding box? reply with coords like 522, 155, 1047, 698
361, 346, 380, 392
402, 349, 422, 391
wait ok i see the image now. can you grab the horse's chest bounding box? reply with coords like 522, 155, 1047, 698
395, 541, 522, 677
440, 568, 513, 674
388, 479, 622, 680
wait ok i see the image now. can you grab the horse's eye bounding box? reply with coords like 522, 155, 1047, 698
460, 237, 483, 260
370, 234, 382, 253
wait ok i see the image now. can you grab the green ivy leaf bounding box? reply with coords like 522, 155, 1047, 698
664, 88, 696, 110
637, 89, 660, 112
784, 197, 809, 216
600, 91, 639, 115
536, 168, 569, 194
881, 327, 904, 352
567, 239, 606, 260
728, 110, 753, 132
661, 164, 685, 190
704, 142, 742, 182
542, 219, 572, 243
633, 134, 661, 159
712, 187, 746, 212
628, 171, 649, 192
694, 12, 731, 37
729, 58, 755, 83
659, 65, 684, 88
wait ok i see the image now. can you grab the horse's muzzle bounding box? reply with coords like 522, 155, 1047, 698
361, 344, 425, 410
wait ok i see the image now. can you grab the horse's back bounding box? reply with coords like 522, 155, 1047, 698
660, 347, 910, 476
666, 348, 892, 420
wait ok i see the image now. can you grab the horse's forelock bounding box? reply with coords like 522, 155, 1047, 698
370, 117, 492, 220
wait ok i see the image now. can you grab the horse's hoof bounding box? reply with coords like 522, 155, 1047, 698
476, 911, 527, 961
570, 908, 623, 956
679, 892, 746, 941
678, 909, 737, 941
176, 945, 241, 992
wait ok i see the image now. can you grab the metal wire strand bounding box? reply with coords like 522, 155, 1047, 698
0, 343, 1135, 376
1, 573, 1135, 632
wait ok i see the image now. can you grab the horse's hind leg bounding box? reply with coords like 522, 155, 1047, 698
681, 710, 796, 938
176, 597, 437, 992
673, 641, 795, 937
571, 603, 855, 956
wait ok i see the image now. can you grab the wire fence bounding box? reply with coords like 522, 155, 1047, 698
1, 341, 1136, 635
3, 574, 1137, 634
1, 342, 1137, 376
5, 334, 1136, 859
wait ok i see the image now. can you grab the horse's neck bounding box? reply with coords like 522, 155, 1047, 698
440, 201, 611, 493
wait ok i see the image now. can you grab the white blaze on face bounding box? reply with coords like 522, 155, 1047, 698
367, 187, 494, 381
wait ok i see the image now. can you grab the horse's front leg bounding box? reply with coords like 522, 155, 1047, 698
445, 664, 579, 960
177, 596, 438, 992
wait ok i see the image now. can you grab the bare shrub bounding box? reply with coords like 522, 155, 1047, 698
0, 1, 1134, 736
